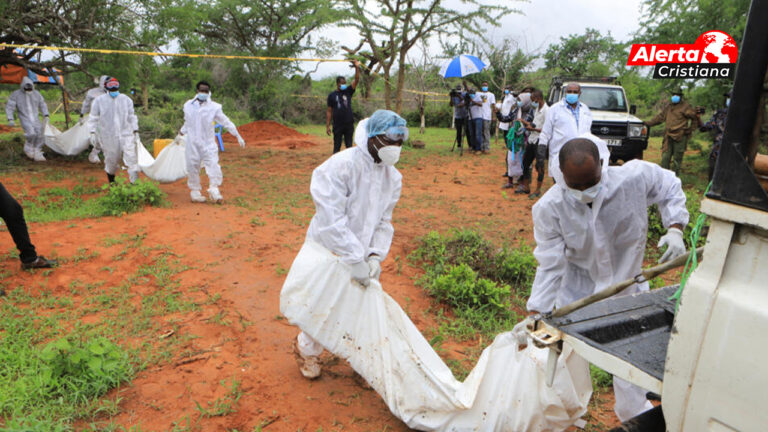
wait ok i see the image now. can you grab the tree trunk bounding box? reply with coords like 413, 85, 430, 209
382, 65, 392, 110
419, 98, 425, 134
394, 49, 408, 113
142, 83, 149, 114
61, 87, 71, 129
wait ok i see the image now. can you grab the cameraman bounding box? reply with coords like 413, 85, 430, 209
449, 85, 469, 150
467, 88, 484, 153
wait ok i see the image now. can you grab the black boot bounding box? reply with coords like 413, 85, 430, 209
21, 255, 57, 270
107, 173, 116, 184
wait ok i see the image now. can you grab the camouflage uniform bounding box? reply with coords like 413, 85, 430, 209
646, 101, 700, 175
700, 108, 728, 180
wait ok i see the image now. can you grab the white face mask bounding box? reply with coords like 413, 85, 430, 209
377, 145, 401, 166
567, 182, 602, 204
197, 92, 209, 101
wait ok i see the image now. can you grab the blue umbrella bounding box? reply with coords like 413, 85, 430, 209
439, 55, 486, 78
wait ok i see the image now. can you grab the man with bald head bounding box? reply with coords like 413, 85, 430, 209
539, 83, 593, 183
527, 136, 689, 422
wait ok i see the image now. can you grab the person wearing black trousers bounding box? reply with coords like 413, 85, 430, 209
0, 181, 56, 270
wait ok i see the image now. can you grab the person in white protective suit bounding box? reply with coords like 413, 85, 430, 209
87, 77, 140, 184
179, 81, 246, 203
539, 82, 592, 184
526, 135, 689, 422
294, 109, 408, 379
80, 75, 110, 163
5, 77, 50, 162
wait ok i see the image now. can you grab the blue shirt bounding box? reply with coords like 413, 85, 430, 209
566, 102, 581, 128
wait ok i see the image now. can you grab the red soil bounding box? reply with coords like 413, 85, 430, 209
222, 120, 319, 149
0, 127, 624, 431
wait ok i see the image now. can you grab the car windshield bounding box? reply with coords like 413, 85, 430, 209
572, 87, 627, 112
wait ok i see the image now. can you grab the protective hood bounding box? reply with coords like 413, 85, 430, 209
354, 118, 375, 159
553, 132, 610, 187
98, 75, 109, 89
21, 77, 34, 90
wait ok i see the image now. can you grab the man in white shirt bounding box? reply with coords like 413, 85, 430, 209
477, 81, 496, 153
539, 83, 592, 183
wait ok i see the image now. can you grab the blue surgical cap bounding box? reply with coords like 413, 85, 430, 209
366, 109, 408, 138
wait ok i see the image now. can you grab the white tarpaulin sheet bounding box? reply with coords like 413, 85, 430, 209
281, 241, 592, 431
136, 135, 187, 183
44, 121, 91, 156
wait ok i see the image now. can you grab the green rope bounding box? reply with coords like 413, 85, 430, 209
669, 181, 712, 311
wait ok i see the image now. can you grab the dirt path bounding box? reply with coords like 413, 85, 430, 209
0, 129, 620, 431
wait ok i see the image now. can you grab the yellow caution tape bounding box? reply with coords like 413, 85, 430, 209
0, 43, 351, 63
292, 94, 448, 102
3, 43, 452, 99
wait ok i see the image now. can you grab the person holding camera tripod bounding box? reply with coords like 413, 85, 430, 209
467, 88, 485, 153
449, 85, 469, 151
644, 89, 702, 176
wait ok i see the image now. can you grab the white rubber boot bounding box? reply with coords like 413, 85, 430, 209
88, 148, 101, 164
190, 190, 206, 203
208, 187, 223, 204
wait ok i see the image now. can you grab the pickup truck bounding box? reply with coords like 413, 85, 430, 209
547, 77, 648, 163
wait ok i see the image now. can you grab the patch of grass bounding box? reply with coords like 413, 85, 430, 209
194, 377, 242, 418
19, 179, 166, 223
410, 229, 536, 341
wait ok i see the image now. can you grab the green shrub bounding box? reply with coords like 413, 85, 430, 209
590, 364, 613, 389
98, 177, 166, 216
411, 229, 535, 339
428, 263, 511, 313
37, 337, 133, 404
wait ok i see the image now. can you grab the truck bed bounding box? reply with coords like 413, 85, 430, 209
543, 286, 678, 381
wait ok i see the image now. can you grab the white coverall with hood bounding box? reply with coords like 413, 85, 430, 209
539, 98, 593, 183
296, 117, 402, 358
180, 97, 242, 194
87, 92, 139, 178
81, 75, 109, 162
528, 145, 689, 422
6, 77, 49, 161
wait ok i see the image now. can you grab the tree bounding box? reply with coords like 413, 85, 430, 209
635, 0, 751, 108
405, 44, 442, 134
340, 0, 517, 113
543, 28, 626, 77
160, 0, 338, 118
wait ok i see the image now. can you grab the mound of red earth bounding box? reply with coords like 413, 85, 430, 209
0, 124, 20, 133
222, 120, 318, 149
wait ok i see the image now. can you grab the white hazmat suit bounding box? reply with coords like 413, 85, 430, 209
297, 117, 402, 359
539, 99, 592, 183
87, 93, 139, 179
6, 77, 49, 161
528, 154, 689, 422
81, 75, 109, 163
180, 97, 242, 198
